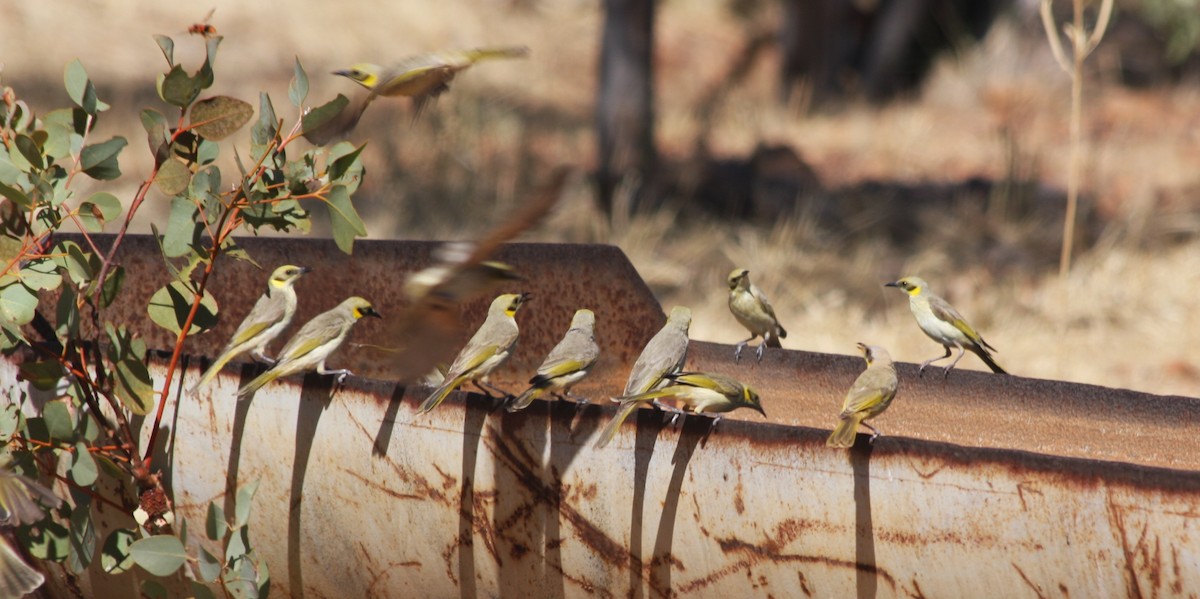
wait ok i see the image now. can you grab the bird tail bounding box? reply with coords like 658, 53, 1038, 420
191, 350, 236, 396
468, 46, 530, 62
507, 384, 546, 412
972, 346, 1007, 374
418, 375, 466, 414
765, 334, 783, 348
776, 325, 788, 340
826, 414, 866, 448
594, 400, 641, 449
237, 368, 278, 401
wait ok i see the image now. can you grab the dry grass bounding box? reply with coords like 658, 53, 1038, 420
3, 1, 1198, 397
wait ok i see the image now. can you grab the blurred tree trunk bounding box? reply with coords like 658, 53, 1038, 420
596, 0, 656, 213
778, 0, 859, 106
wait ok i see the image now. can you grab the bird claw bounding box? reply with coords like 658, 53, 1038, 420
756, 343, 765, 362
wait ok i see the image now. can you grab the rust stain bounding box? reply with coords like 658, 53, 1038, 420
1012, 563, 1048, 599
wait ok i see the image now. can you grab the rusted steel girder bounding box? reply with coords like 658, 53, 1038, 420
23, 235, 1200, 596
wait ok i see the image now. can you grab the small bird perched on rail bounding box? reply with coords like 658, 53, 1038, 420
237, 296, 380, 399
826, 343, 899, 448
885, 276, 1006, 376
595, 371, 765, 449
419, 292, 531, 414
191, 265, 310, 395
726, 268, 787, 362
333, 46, 530, 118
508, 308, 600, 412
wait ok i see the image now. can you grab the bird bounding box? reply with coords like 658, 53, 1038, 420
826, 343, 899, 448
726, 268, 787, 362
418, 292, 530, 414
333, 46, 530, 118
0, 461, 61, 597
379, 167, 570, 384
885, 276, 1006, 376
622, 306, 692, 397
191, 264, 310, 394
595, 371, 765, 449
508, 308, 600, 412
236, 296, 380, 398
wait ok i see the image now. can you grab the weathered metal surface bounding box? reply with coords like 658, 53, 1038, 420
18, 235, 1200, 597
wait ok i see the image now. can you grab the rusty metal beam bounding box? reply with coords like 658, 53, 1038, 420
21, 235, 1200, 597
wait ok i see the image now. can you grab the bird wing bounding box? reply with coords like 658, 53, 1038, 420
276, 312, 345, 362
750, 284, 780, 322
227, 293, 284, 347
536, 332, 599, 379
927, 296, 989, 348
839, 368, 897, 417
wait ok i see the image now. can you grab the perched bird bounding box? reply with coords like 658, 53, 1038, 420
622, 306, 692, 397
333, 46, 530, 118
595, 371, 765, 449
726, 268, 788, 362
826, 343, 899, 448
418, 292, 530, 414
885, 276, 1006, 376
236, 296, 380, 398
380, 168, 569, 384
508, 308, 600, 412
191, 265, 310, 394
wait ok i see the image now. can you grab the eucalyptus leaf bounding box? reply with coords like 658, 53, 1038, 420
326, 185, 366, 254
152, 34, 175, 66
156, 159, 192, 196
129, 535, 188, 577
18, 360, 64, 392
15, 134, 44, 171
141, 580, 168, 599
146, 280, 219, 336
80, 137, 127, 180
63, 59, 109, 115
300, 94, 349, 135
162, 196, 202, 258
159, 65, 201, 108
100, 264, 125, 308
233, 479, 259, 528
0, 280, 38, 327
205, 502, 227, 541
190, 95, 253, 141
71, 442, 98, 486
100, 529, 136, 574
288, 57, 309, 107
67, 497, 96, 572
197, 547, 223, 583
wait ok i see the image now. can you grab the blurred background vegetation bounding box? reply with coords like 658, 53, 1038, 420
2, 0, 1198, 396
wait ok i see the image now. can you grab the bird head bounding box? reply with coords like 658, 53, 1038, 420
885, 276, 928, 297
666, 305, 692, 329
726, 268, 750, 291
345, 297, 382, 320
740, 383, 766, 417
490, 292, 531, 317
332, 63, 382, 89
267, 264, 311, 295
570, 308, 596, 331
856, 342, 892, 367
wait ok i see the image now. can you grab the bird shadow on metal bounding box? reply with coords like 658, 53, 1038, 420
650, 414, 711, 597
629, 408, 667, 599
544, 399, 604, 596
372, 385, 409, 457
458, 394, 492, 599
286, 373, 337, 599
851, 439, 877, 599
224, 363, 265, 520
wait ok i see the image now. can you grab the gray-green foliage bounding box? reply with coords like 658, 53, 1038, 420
1138, 0, 1200, 64
1, 29, 368, 597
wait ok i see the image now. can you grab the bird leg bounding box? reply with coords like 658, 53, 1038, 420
734, 337, 755, 363
653, 401, 687, 427
475, 380, 512, 400
918, 346, 953, 376
564, 391, 590, 410
943, 343, 967, 378
862, 421, 882, 444
317, 363, 353, 385
755, 340, 766, 362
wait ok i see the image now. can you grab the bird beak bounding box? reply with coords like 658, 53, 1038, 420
299, 266, 313, 275
518, 292, 532, 304
884, 281, 900, 288
364, 307, 382, 319
332, 69, 351, 77
755, 404, 767, 417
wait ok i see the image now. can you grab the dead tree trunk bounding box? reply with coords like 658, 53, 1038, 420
596, 0, 656, 213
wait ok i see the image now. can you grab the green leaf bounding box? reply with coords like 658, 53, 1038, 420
140, 109, 169, 163
156, 159, 191, 196
77, 191, 122, 232
225, 527, 248, 563
63, 59, 110, 115
18, 360, 64, 391
67, 494, 96, 573
15, 134, 44, 171
301, 94, 349, 135
42, 401, 73, 439
80, 137, 127, 180
100, 529, 136, 574
198, 36, 222, 90
162, 196, 202, 258
55, 286, 79, 338
0, 279, 37, 326
61, 241, 98, 285
251, 92, 278, 158
197, 139, 220, 165
22, 518, 70, 561
205, 502, 227, 541
234, 479, 259, 528
19, 258, 62, 291
141, 580, 168, 599
71, 442, 98, 486
326, 185, 366, 254
0, 181, 31, 208
114, 357, 154, 416
100, 264, 124, 308
158, 65, 201, 108
328, 142, 366, 183
193, 580, 218, 599
190, 95, 254, 141
221, 239, 261, 268
129, 535, 188, 577
0, 403, 22, 440
153, 34, 175, 66
288, 57, 309, 107
147, 281, 219, 336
